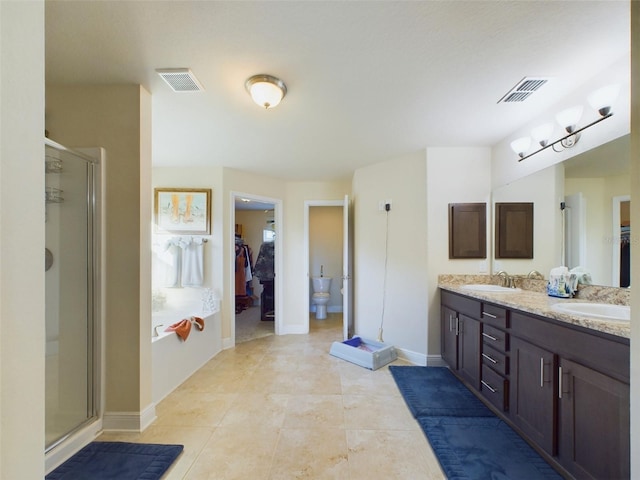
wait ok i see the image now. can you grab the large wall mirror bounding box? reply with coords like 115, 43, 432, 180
491, 134, 630, 288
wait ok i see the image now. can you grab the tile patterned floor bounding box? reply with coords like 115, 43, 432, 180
98, 314, 445, 479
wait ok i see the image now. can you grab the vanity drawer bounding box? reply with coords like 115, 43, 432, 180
481, 364, 509, 412
481, 304, 508, 328
482, 324, 508, 352
482, 344, 509, 376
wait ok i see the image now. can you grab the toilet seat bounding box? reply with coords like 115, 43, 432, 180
312, 292, 330, 299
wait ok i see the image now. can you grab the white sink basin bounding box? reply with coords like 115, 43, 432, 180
461, 284, 521, 293
551, 302, 630, 322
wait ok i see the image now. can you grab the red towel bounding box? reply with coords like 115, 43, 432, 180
192, 316, 205, 331
165, 319, 192, 341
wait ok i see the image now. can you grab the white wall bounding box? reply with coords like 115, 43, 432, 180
0, 1, 46, 478
152, 167, 222, 296
282, 181, 351, 334
352, 151, 428, 361
426, 147, 492, 356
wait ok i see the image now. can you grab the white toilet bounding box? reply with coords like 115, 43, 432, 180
311, 277, 332, 319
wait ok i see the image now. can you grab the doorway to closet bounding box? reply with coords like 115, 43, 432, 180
232, 193, 279, 343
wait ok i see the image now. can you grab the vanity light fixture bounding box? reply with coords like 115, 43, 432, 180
245, 74, 287, 109
511, 84, 619, 162
510, 137, 532, 159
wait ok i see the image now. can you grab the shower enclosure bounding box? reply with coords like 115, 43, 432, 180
44, 139, 101, 452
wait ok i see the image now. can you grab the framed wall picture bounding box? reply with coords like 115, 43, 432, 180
154, 188, 211, 234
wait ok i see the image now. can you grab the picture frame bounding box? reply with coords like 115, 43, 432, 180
154, 188, 211, 234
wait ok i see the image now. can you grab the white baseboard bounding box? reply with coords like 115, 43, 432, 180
102, 403, 156, 432
395, 347, 427, 366
223, 337, 234, 349
280, 324, 309, 335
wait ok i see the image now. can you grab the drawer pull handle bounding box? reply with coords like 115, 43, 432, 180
481, 380, 497, 393
482, 311, 497, 319
482, 353, 498, 364
482, 332, 498, 341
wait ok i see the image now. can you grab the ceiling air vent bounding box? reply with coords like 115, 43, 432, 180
156, 68, 204, 92
498, 77, 549, 103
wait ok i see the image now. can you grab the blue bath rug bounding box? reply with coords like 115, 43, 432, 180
46, 441, 183, 480
389, 366, 493, 417
418, 416, 562, 480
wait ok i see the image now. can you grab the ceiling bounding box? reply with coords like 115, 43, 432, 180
45, 1, 630, 182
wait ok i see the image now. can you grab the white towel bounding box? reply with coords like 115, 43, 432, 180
152, 239, 181, 288
181, 238, 204, 287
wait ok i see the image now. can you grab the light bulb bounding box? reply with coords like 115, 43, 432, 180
588, 84, 620, 117
556, 106, 583, 134
531, 123, 554, 147
249, 82, 284, 109
510, 137, 531, 158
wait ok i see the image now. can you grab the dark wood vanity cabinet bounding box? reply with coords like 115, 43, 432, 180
558, 358, 630, 479
440, 290, 630, 479
440, 291, 481, 389
509, 337, 556, 455
479, 304, 510, 412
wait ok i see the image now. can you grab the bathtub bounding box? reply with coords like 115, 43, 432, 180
152, 306, 222, 404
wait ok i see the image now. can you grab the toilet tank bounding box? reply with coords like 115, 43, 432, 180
312, 277, 332, 293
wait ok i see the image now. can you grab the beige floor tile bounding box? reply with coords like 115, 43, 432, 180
154, 391, 238, 427
269, 426, 349, 479
339, 362, 404, 396
347, 429, 445, 480
180, 365, 253, 394
283, 394, 345, 429
343, 394, 418, 430
219, 393, 289, 428
183, 425, 280, 480
92, 314, 444, 479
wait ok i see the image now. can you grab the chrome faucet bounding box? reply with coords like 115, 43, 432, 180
153, 324, 164, 337
495, 271, 509, 287
527, 270, 544, 280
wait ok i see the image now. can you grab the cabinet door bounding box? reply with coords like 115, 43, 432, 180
558, 358, 630, 479
441, 306, 458, 369
510, 337, 556, 455
458, 314, 480, 389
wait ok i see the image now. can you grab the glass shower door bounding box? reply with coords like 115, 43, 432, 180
45, 141, 98, 451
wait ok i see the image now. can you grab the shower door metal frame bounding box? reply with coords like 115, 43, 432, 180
44, 139, 102, 454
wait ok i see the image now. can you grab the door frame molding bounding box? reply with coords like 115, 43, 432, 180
304, 200, 345, 334
230, 191, 282, 344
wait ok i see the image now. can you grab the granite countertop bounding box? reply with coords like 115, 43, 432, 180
438, 275, 630, 339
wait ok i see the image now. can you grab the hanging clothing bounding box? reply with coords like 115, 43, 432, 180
254, 242, 275, 281
235, 244, 247, 296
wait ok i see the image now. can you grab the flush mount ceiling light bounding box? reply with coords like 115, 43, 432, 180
510, 84, 620, 162
245, 74, 287, 109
